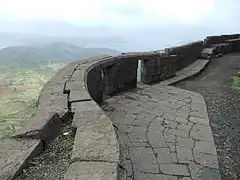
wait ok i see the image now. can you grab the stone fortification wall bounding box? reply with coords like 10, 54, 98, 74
1, 33, 240, 180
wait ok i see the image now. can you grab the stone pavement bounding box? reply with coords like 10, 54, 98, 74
102, 85, 222, 180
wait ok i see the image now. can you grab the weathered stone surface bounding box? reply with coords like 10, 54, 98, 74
194, 141, 217, 155
71, 101, 103, 127
165, 41, 203, 70
71, 112, 119, 163
204, 34, 240, 47
69, 69, 85, 82
190, 124, 214, 142
176, 146, 194, 163
193, 150, 219, 168
188, 163, 222, 180
160, 164, 189, 176
102, 77, 221, 179
12, 110, 61, 143
103, 58, 138, 95
69, 89, 92, 102
64, 162, 117, 180
129, 147, 159, 173
163, 59, 210, 86
134, 172, 178, 180
86, 65, 104, 104
64, 81, 84, 94
141, 55, 178, 85
0, 138, 42, 180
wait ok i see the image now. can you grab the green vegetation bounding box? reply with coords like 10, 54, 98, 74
0, 63, 65, 138
0, 42, 119, 138
231, 76, 240, 91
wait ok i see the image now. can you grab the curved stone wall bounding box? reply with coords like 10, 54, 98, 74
1, 33, 240, 180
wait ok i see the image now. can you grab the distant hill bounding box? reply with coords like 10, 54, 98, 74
0, 42, 120, 68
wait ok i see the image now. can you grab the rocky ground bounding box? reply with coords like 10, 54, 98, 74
176, 53, 240, 180
15, 120, 75, 180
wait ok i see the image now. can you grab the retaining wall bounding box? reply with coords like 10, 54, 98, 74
1, 33, 240, 180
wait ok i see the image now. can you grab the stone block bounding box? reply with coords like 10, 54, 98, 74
103, 58, 138, 95
71, 111, 119, 163
86, 66, 104, 104
141, 55, 177, 85
64, 81, 84, 94
70, 69, 85, 82
64, 162, 117, 180
160, 164, 190, 176
71, 101, 103, 127
69, 89, 92, 103
0, 138, 42, 180
12, 110, 61, 144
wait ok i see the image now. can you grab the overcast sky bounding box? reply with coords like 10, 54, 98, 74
0, 0, 236, 27
0, 0, 239, 51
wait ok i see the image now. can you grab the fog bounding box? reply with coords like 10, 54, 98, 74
0, 0, 239, 52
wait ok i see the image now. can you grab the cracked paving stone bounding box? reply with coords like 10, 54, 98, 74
193, 149, 219, 169
176, 110, 189, 119
134, 172, 178, 180
194, 141, 217, 155
128, 126, 148, 143
163, 134, 176, 143
101, 85, 220, 180
176, 123, 194, 132
190, 101, 207, 113
188, 163, 222, 180
147, 133, 169, 148
123, 159, 133, 177
175, 116, 188, 124
167, 143, 176, 152
189, 116, 209, 126
129, 146, 159, 173
166, 129, 189, 138
162, 120, 179, 129
190, 110, 207, 119
176, 137, 194, 149
176, 146, 194, 163
148, 117, 165, 130
170, 152, 178, 163
190, 124, 214, 142
179, 177, 192, 180
133, 112, 157, 127
160, 164, 190, 176
162, 112, 177, 121
154, 148, 172, 163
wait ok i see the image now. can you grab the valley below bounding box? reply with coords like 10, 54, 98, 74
0, 63, 66, 138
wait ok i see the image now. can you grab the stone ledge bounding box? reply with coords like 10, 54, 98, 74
64, 162, 118, 180
0, 138, 42, 180
149, 59, 210, 87
71, 106, 119, 163
12, 109, 62, 144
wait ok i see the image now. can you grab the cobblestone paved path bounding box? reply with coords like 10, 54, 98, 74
102, 85, 222, 180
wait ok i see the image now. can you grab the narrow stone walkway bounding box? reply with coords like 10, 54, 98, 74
102, 85, 221, 180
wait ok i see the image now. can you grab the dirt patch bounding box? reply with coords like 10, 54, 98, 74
176, 53, 240, 180
0, 87, 10, 99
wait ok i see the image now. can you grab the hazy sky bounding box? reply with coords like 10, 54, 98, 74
0, 0, 234, 27
0, 0, 239, 52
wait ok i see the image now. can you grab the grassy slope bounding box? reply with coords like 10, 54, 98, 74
231, 76, 240, 91
0, 42, 119, 68
0, 63, 66, 138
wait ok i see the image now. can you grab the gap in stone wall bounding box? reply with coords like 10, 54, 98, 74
137, 59, 142, 84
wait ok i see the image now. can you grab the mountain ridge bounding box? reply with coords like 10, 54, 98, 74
0, 42, 120, 68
